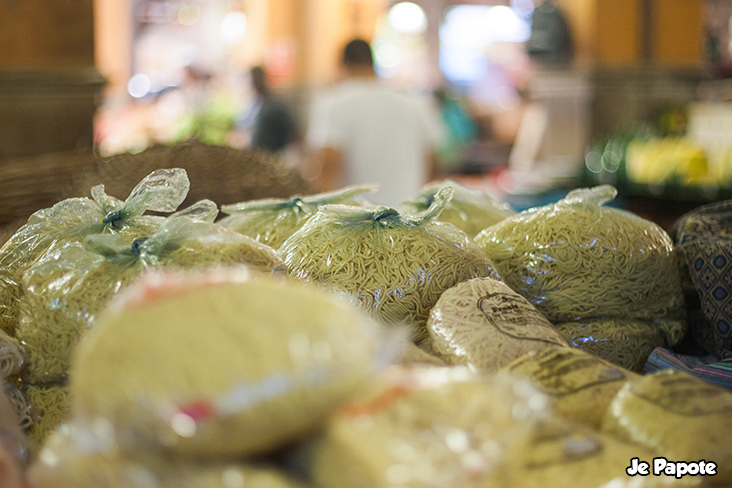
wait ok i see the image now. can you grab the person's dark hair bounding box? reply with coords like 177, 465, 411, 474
250, 66, 268, 95
342, 39, 374, 68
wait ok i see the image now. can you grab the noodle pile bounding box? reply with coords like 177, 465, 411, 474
603, 370, 732, 484
70, 272, 382, 457
502, 346, 638, 429
30, 424, 308, 488
309, 366, 551, 488
219, 185, 376, 249
404, 179, 514, 238
25, 384, 69, 449
474, 185, 685, 346
280, 188, 498, 344
428, 277, 568, 371
16, 216, 285, 448
0, 168, 190, 337
554, 318, 667, 372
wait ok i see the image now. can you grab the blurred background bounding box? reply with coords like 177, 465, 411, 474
1, 0, 730, 226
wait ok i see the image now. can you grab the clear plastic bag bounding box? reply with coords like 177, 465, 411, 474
0, 168, 190, 336
603, 369, 732, 485
219, 185, 377, 249
403, 179, 514, 239
279, 187, 499, 344
502, 346, 638, 429
307, 366, 551, 488
428, 277, 568, 371
69, 269, 386, 458
475, 185, 685, 346
29, 423, 310, 488
555, 317, 667, 372
16, 213, 285, 385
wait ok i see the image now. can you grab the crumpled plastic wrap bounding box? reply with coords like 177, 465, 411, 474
603, 369, 732, 485
0, 168, 190, 336
428, 277, 569, 371
403, 179, 515, 238
69, 269, 386, 458
502, 346, 638, 429
219, 185, 377, 249
0, 329, 24, 381
306, 365, 552, 488
279, 187, 499, 344
17, 210, 285, 385
29, 423, 309, 488
474, 185, 686, 349
555, 318, 667, 372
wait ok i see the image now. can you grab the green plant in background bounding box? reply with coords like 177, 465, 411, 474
175, 94, 237, 146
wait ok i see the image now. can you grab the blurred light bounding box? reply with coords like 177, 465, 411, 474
441, 6, 492, 49
485, 6, 531, 42
178, 4, 201, 26
221, 469, 245, 488
585, 150, 603, 173
127, 73, 151, 98
374, 43, 404, 69
170, 413, 197, 438
440, 49, 487, 85
387, 2, 428, 36
510, 0, 536, 17
221, 11, 247, 46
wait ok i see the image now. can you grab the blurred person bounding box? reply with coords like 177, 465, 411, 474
306, 38, 443, 208
235, 66, 299, 154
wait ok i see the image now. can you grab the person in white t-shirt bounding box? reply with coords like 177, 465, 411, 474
306, 38, 443, 208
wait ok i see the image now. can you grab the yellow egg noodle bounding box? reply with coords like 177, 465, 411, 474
503, 346, 639, 429
30, 424, 308, 488
555, 318, 667, 372
404, 179, 515, 238
428, 277, 569, 371
219, 184, 377, 249
70, 273, 383, 458
474, 185, 685, 346
25, 384, 69, 450
0, 168, 191, 337
603, 369, 732, 485
17, 215, 284, 384
309, 366, 551, 488
280, 187, 499, 344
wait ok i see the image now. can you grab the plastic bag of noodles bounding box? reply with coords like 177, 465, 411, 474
306, 365, 551, 488
280, 187, 499, 344
502, 346, 638, 429
16, 212, 285, 385
554, 317, 668, 372
474, 185, 686, 347
403, 179, 514, 238
603, 369, 732, 486
0, 168, 190, 337
29, 423, 310, 488
427, 277, 569, 372
25, 383, 69, 449
483, 417, 701, 488
219, 185, 377, 249
68, 267, 386, 458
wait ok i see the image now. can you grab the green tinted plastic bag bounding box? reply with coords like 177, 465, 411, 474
0, 168, 190, 336
219, 185, 376, 249
280, 187, 498, 344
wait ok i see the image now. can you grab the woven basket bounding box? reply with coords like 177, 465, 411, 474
0, 141, 312, 231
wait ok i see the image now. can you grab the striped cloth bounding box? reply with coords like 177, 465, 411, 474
644, 347, 732, 391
